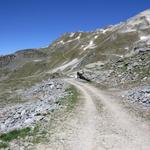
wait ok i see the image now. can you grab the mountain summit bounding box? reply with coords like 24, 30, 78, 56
0, 9, 150, 80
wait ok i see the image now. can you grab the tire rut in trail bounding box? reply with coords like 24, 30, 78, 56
67, 79, 150, 150
35, 79, 100, 150
64, 80, 100, 150
34, 79, 150, 150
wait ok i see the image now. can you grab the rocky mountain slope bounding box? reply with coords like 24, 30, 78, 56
0, 8, 150, 136
1, 9, 150, 104
1, 10, 150, 76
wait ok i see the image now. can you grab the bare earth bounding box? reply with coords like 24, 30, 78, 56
35, 79, 150, 150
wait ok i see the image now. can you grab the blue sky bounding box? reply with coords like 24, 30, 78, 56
0, 0, 149, 55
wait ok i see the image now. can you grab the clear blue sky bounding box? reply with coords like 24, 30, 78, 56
0, 0, 149, 55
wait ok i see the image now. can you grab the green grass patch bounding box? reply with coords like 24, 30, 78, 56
0, 142, 8, 148
0, 127, 31, 142
60, 86, 78, 110
66, 86, 78, 101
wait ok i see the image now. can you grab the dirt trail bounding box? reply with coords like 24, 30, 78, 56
35, 79, 150, 150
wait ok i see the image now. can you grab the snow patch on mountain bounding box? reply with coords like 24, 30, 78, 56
77, 33, 82, 40
140, 35, 150, 41
83, 40, 97, 51
124, 47, 129, 50
66, 34, 82, 43
120, 28, 137, 33
70, 33, 75, 37
94, 35, 98, 39
100, 29, 108, 34
33, 59, 42, 62
59, 40, 65, 45
51, 58, 79, 73
57, 33, 82, 45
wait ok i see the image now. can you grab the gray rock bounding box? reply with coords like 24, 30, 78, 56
0, 78, 69, 133
123, 86, 150, 107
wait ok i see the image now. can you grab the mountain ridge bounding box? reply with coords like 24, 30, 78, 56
1, 9, 150, 56
0, 9, 150, 91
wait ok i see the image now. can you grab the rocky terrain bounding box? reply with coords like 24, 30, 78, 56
123, 86, 150, 106
0, 79, 68, 133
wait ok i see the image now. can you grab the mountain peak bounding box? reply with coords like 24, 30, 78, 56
136, 9, 150, 23
140, 9, 150, 16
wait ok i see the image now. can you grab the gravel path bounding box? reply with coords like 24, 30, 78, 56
34, 78, 150, 150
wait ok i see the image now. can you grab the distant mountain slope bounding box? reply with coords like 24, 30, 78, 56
0, 9, 150, 87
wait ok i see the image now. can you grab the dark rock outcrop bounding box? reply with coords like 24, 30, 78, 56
77, 71, 91, 82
